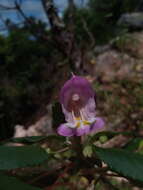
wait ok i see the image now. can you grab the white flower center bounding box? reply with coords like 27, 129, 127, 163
68, 110, 96, 129
72, 94, 80, 101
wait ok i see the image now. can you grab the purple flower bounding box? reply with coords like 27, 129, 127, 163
57, 75, 105, 137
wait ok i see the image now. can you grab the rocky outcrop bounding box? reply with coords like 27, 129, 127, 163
86, 32, 143, 82
14, 104, 53, 138
115, 32, 143, 59
84, 31, 143, 133
118, 12, 143, 30
95, 50, 136, 82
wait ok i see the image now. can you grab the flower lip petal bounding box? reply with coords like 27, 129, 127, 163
57, 124, 75, 137
76, 125, 91, 136
60, 76, 95, 110
90, 117, 105, 133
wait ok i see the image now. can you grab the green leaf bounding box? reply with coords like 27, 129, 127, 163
0, 145, 48, 170
95, 147, 143, 182
0, 174, 42, 190
0, 135, 66, 146
10, 135, 65, 144
11, 136, 47, 144
125, 138, 143, 151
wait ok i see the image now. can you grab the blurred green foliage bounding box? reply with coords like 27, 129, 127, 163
1, 133, 143, 189
64, 0, 141, 44
0, 22, 64, 138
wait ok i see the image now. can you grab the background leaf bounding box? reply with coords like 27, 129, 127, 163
0, 174, 42, 190
124, 138, 143, 151
95, 147, 143, 182
0, 145, 48, 170
10, 135, 65, 144
11, 136, 47, 144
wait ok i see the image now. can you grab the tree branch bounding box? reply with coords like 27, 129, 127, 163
14, 0, 33, 25
41, 0, 83, 70
41, 0, 64, 29
81, 18, 95, 47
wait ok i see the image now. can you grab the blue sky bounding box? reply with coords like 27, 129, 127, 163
0, 0, 87, 33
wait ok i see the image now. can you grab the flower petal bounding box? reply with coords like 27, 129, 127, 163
57, 124, 75, 137
82, 97, 96, 120
61, 104, 74, 123
76, 125, 90, 136
90, 117, 105, 133
60, 76, 95, 110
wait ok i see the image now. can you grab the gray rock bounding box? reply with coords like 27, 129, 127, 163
14, 104, 54, 138
95, 50, 136, 82
115, 32, 143, 58
118, 12, 143, 29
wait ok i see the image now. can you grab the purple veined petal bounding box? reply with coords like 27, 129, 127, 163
76, 125, 90, 136
82, 97, 96, 120
60, 76, 95, 110
83, 125, 91, 135
76, 127, 86, 136
61, 104, 74, 123
90, 117, 105, 133
57, 124, 75, 137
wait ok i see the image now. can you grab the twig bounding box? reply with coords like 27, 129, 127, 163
105, 173, 121, 178
94, 175, 102, 187
81, 18, 95, 47
44, 162, 74, 190
101, 176, 120, 190
0, 4, 16, 10
14, 0, 32, 25
41, 0, 83, 70
44, 182, 77, 190
0, 14, 24, 32
81, 167, 109, 176
54, 147, 69, 153
28, 162, 70, 185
